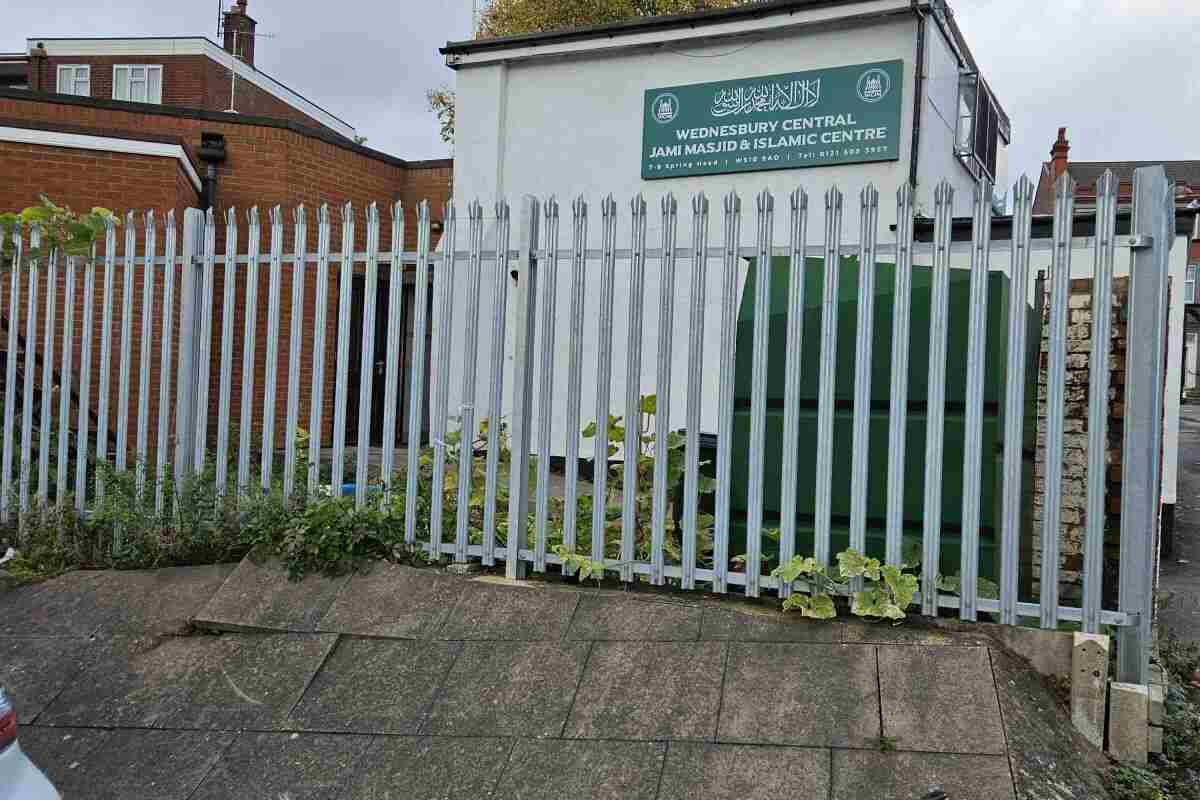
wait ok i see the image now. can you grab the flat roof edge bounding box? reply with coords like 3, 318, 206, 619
0, 87, 420, 169
442, 0, 913, 58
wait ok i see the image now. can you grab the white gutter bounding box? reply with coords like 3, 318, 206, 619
0, 125, 203, 193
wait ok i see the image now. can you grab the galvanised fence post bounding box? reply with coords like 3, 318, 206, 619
1117, 165, 1172, 685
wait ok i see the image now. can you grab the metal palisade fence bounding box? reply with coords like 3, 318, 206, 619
0, 166, 1175, 684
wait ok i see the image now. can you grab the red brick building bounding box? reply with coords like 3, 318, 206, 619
1033, 128, 1200, 267
0, 0, 452, 472
18, 1, 353, 137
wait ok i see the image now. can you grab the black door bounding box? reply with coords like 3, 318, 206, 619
345, 269, 405, 447
344, 270, 432, 447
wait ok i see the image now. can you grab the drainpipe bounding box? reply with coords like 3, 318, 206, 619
197, 132, 227, 211
908, 6, 927, 190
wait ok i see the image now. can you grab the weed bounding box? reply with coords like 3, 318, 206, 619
770, 549, 921, 621
1108, 765, 1166, 800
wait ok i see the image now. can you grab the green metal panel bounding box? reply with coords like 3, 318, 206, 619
721, 255, 1040, 580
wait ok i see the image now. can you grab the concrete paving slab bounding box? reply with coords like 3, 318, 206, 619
564, 641, 725, 741
699, 605, 843, 642
424, 640, 589, 736
878, 645, 1005, 755
988, 646, 1112, 800
318, 563, 459, 638
0, 571, 115, 636
341, 736, 513, 800
189, 732, 375, 800
566, 594, 701, 641
163, 633, 338, 730
493, 739, 665, 800
82, 729, 233, 799
831, 750, 1015, 800
718, 642, 880, 748
0, 636, 93, 722
193, 557, 349, 633
657, 742, 831, 799
37, 635, 212, 727
435, 580, 580, 640
18, 726, 113, 798
94, 564, 236, 635
0, 566, 233, 638
288, 638, 460, 733
842, 618, 991, 647
23, 726, 232, 800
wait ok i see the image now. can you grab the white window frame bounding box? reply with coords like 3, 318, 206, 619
1186, 264, 1198, 305
55, 64, 90, 97
112, 64, 163, 105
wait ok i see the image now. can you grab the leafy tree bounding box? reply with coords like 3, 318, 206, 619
478, 0, 747, 38
430, 0, 754, 144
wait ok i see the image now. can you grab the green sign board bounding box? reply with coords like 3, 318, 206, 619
642, 60, 904, 180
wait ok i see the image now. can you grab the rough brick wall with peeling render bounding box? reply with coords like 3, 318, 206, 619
1032, 275, 1128, 606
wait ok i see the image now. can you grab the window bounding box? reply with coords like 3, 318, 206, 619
112, 65, 163, 104
954, 72, 1007, 182
56, 65, 90, 97
1187, 265, 1198, 305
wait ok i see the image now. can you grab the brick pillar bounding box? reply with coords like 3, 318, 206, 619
1032, 276, 1128, 604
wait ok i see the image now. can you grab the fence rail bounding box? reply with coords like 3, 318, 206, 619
0, 167, 1175, 684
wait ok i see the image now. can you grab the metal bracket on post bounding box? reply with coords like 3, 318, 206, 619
1117, 166, 1172, 685
506, 195, 539, 580
174, 208, 204, 485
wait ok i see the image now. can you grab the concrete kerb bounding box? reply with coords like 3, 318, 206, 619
1108, 682, 1149, 764
1070, 633, 1109, 749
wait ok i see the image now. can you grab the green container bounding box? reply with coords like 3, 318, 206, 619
719, 255, 1040, 581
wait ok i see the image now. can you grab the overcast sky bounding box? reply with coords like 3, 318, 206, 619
6, 0, 1196, 183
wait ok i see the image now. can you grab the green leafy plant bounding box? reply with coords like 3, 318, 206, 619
552, 544, 607, 584
1107, 765, 1167, 800
0, 504, 87, 583
770, 549, 921, 622
0, 462, 248, 583
244, 492, 406, 580
874, 735, 898, 753
0, 195, 119, 266
936, 573, 1000, 602
577, 394, 717, 570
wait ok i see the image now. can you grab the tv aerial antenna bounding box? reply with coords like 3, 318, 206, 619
216, 0, 275, 114
471, 0, 492, 34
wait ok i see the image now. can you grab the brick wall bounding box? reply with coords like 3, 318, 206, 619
0, 137, 199, 218
0, 91, 452, 475
29, 53, 344, 135
1031, 275, 1129, 606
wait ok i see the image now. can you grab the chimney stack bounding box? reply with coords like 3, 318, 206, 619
222, 0, 257, 67
28, 42, 47, 92
1051, 127, 1070, 179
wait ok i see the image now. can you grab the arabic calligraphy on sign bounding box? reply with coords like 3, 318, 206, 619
710, 79, 821, 118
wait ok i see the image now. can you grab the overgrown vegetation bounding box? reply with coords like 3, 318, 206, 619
0, 464, 244, 582
4, 387, 945, 632
1107, 634, 1200, 800
0, 395, 722, 586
